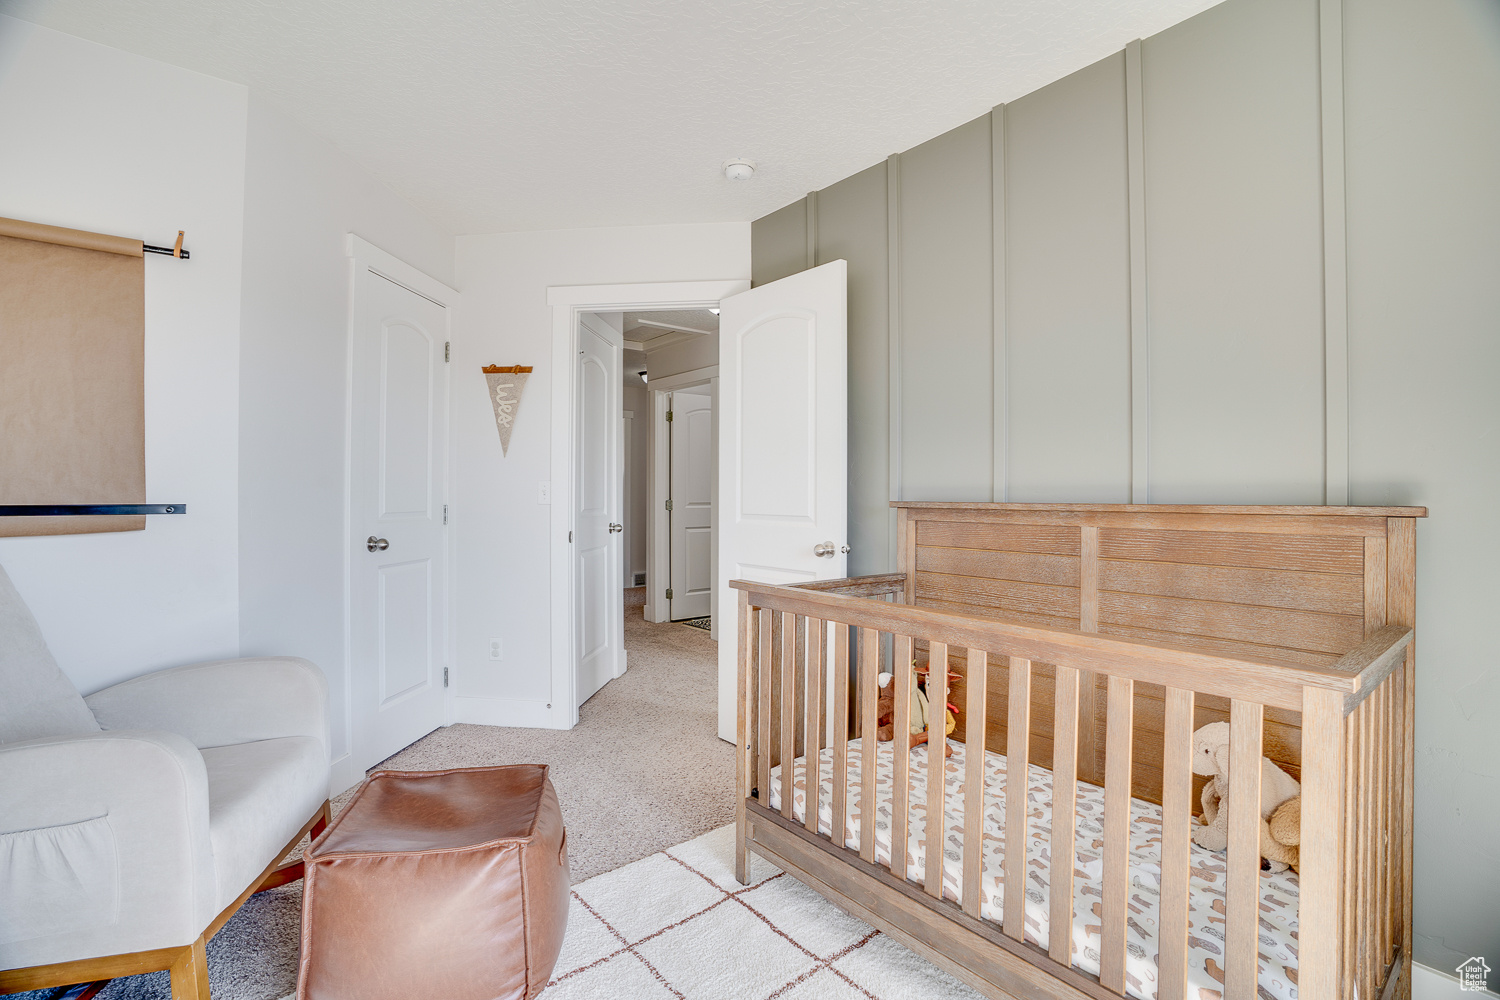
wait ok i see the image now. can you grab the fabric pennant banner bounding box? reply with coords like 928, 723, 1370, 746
482, 365, 532, 456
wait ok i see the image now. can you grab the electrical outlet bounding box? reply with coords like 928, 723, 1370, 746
488, 637, 504, 661
538, 481, 551, 505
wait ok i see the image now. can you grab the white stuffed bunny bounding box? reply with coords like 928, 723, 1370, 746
1190, 721, 1301, 872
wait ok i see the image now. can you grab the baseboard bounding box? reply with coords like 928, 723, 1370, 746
450, 696, 567, 729
1415, 962, 1499, 999
327, 753, 363, 797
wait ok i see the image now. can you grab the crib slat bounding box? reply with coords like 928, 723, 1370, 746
781, 612, 797, 820
1157, 686, 1195, 1000
1049, 664, 1080, 967
804, 617, 824, 834
1003, 657, 1032, 941
1359, 695, 1375, 1000
892, 634, 914, 881
1299, 685, 1346, 1000
925, 641, 949, 900
737, 593, 755, 884
1350, 692, 1362, 995
1376, 682, 1390, 969
1226, 700, 1265, 1000
1100, 675, 1134, 992
757, 608, 772, 810
859, 627, 880, 863
962, 647, 988, 918
831, 623, 851, 851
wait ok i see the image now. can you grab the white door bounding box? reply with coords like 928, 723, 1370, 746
576, 314, 623, 707
717, 260, 848, 741
350, 268, 448, 770
669, 389, 714, 620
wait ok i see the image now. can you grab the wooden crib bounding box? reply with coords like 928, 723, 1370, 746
732, 503, 1422, 1000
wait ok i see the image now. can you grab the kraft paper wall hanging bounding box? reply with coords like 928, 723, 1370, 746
0, 216, 189, 537
482, 365, 531, 456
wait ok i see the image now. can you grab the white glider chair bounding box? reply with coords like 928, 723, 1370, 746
0, 564, 331, 1000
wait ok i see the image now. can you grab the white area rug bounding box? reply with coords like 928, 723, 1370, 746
545, 824, 987, 1000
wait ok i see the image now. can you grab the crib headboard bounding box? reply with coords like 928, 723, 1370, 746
893, 502, 1425, 805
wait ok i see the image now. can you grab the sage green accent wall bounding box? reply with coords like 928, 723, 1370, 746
1142, 0, 1327, 503
897, 117, 995, 503
750, 0, 1500, 981
1344, 0, 1500, 979
750, 199, 807, 288
814, 162, 890, 578
1004, 53, 1132, 503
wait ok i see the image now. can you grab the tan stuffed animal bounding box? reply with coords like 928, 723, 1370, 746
1190, 722, 1301, 873
1266, 797, 1300, 872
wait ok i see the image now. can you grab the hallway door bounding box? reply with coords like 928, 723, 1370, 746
668, 389, 713, 620
575, 313, 624, 707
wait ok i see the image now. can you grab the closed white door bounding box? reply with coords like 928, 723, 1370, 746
717, 260, 848, 741
576, 315, 623, 706
669, 389, 714, 620
350, 268, 448, 770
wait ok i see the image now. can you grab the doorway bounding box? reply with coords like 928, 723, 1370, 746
546, 281, 746, 730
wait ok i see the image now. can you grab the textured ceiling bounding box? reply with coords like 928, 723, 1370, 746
1, 0, 1223, 235
625, 309, 719, 337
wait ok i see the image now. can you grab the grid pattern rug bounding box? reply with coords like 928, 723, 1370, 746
543, 825, 987, 1000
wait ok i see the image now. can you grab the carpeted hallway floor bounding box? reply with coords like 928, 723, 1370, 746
50, 588, 732, 1000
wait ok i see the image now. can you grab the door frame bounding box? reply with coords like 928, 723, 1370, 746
337, 233, 459, 795
645, 370, 718, 632
546, 279, 748, 729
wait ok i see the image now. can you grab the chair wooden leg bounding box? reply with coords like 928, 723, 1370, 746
167, 936, 209, 1000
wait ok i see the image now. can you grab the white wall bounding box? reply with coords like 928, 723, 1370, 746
237, 94, 454, 766
450, 223, 748, 718
0, 17, 248, 695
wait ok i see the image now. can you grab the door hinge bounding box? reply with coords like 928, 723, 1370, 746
443, 666, 449, 688
665, 499, 673, 512
444, 341, 450, 362
666, 588, 673, 600
666, 409, 673, 422
442, 504, 448, 525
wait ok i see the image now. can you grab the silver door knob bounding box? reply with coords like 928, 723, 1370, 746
367, 536, 389, 552
608, 523, 623, 534
814, 541, 838, 558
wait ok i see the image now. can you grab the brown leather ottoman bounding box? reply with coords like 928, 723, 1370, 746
298, 765, 569, 1000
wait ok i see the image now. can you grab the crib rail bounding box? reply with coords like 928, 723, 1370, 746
733, 574, 1410, 1000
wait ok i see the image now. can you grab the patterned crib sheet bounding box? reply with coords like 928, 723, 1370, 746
767, 738, 1300, 1000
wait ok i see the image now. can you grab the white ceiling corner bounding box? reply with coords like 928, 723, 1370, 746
0, 0, 1225, 236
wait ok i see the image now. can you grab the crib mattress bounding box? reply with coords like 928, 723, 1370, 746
766, 738, 1299, 1000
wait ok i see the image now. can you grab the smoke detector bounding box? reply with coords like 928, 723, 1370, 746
722, 159, 755, 181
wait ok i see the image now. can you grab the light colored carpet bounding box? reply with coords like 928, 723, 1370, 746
30, 588, 734, 1000
541, 825, 985, 1000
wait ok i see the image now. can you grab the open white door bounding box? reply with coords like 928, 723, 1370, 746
349, 267, 449, 771
575, 313, 624, 707
717, 260, 848, 742
669, 389, 714, 620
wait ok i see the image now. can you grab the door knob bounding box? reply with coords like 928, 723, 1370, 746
608, 523, 623, 534
367, 536, 389, 552
814, 541, 838, 558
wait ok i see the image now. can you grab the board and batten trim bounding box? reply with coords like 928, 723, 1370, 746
1319, 0, 1350, 505
887, 152, 904, 564
992, 103, 1009, 503
1125, 38, 1149, 504
805, 189, 820, 271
